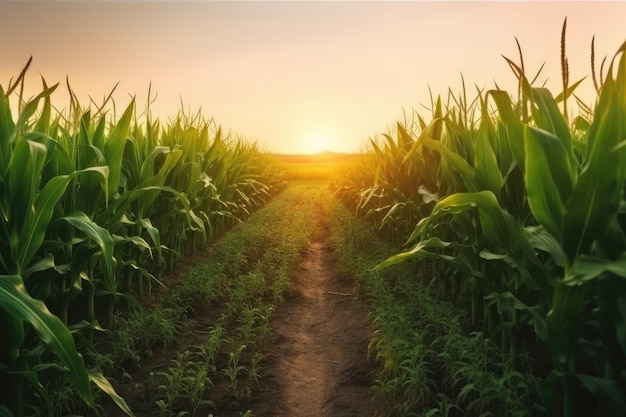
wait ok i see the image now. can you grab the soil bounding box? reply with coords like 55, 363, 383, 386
246, 207, 387, 416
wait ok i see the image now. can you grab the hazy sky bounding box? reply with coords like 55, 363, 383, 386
1, 1, 625, 154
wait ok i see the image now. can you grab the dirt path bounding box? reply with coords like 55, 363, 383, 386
248, 205, 386, 416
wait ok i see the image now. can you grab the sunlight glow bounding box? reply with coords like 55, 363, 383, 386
300, 126, 335, 155
3, 2, 625, 154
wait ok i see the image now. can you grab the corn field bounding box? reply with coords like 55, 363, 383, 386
3, 21, 626, 417
333, 25, 626, 416
0, 63, 285, 416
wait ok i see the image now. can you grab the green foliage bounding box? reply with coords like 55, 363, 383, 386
334, 25, 626, 416
328, 198, 542, 416
0, 64, 285, 415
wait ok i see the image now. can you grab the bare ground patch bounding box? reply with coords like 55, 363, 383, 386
248, 205, 386, 416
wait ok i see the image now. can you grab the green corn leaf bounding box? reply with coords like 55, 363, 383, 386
375, 237, 451, 269
33, 77, 57, 135
526, 226, 567, 268
380, 202, 405, 228
441, 116, 475, 164
139, 146, 182, 186
61, 212, 116, 293
113, 235, 152, 258
16, 173, 66, 273
96, 185, 194, 233
562, 70, 626, 259
547, 283, 586, 368
75, 164, 110, 218
554, 77, 587, 104
12, 85, 58, 142
565, 253, 626, 284
524, 126, 575, 240
92, 113, 107, 149
38, 135, 75, 177
421, 137, 478, 192
0, 274, 94, 408
479, 249, 516, 266
403, 117, 445, 164
405, 191, 552, 295
19, 166, 108, 273
474, 104, 502, 194
375, 237, 484, 281
426, 192, 523, 253
103, 100, 134, 197
562, 42, 626, 260
0, 86, 16, 172
562, 164, 623, 262
488, 89, 525, 169
530, 87, 575, 162
89, 371, 136, 417
137, 146, 183, 214
139, 218, 162, 261
118, 260, 161, 288
8, 140, 46, 238
22, 254, 56, 280
578, 374, 626, 415
572, 115, 591, 133
485, 291, 548, 343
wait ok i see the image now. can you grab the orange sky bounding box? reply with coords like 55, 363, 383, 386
1, 1, 625, 154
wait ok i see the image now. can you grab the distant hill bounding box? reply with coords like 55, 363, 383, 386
268, 151, 358, 165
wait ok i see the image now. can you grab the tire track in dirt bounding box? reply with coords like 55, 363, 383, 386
249, 204, 386, 416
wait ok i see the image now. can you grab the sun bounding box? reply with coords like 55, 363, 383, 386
300, 127, 334, 155
310, 134, 329, 154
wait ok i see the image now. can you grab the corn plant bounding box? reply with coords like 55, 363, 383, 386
370, 30, 626, 416
1, 60, 284, 415
222, 344, 249, 398
0, 82, 134, 415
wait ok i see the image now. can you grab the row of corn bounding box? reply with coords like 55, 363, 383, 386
333, 27, 626, 416
0, 65, 285, 416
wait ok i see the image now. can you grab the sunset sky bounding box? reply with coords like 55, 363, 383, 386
1, 1, 625, 154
